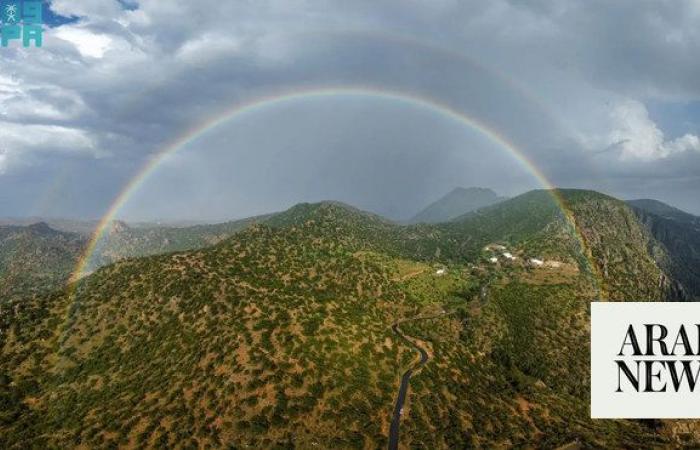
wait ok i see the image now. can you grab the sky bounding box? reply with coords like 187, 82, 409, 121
0, 0, 699, 221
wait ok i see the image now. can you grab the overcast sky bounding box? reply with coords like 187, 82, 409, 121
1, 0, 699, 221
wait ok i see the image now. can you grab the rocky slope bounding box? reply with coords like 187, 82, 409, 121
629, 199, 700, 300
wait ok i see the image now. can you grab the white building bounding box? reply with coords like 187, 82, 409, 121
530, 258, 544, 266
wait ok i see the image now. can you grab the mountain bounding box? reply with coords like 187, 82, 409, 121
0, 218, 100, 235
2, 190, 694, 448
408, 187, 506, 224
0, 217, 217, 235
0, 215, 272, 296
1, 209, 415, 449
628, 199, 700, 299
0, 223, 84, 301
404, 189, 674, 301
628, 199, 700, 224
86, 214, 273, 272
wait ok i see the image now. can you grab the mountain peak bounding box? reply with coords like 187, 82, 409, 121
628, 198, 698, 223
409, 187, 505, 224
107, 220, 130, 234
449, 186, 496, 195
266, 201, 391, 229
26, 222, 56, 234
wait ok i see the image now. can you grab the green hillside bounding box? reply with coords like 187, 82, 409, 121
87, 215, 273, 272
0, 215, 271, 295
2, 217, 416, 448
1, 190, 693, 448
0, 223, 84, 301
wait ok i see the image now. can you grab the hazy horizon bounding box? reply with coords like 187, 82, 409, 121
2, 184, 697, 226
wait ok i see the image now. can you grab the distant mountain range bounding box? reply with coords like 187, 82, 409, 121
85, 214, 274, 272
408, 187, 506, 224
0, 217, 222, 235
3, 188, 700, 447
0, 217, 100, 235
2, 189, 699, 301
628, 199, 700, 224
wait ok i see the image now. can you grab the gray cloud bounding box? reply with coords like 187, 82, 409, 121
1, 0, 699, 219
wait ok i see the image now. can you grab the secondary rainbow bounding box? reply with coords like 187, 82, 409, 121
70, 86, 596, 288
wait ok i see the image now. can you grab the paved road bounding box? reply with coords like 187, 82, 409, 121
388, 313, 452, 450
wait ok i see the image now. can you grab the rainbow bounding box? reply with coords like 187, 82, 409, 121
70, 86, 602, 293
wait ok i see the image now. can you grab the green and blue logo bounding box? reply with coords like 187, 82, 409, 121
1, 1, 43, 47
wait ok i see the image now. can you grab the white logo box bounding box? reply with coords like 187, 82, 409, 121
592, 302, 700, 418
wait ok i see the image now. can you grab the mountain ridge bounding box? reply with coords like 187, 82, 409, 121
408, 187, 506, 224
628, 199, 700, 224
1, 190, 688, 302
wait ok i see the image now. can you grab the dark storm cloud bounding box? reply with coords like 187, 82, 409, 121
1, 0, 699, 219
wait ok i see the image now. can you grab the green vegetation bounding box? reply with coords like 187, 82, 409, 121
87, 215, 272, 272
1, 189, 696, 448
1, 218, 417, 448
398, 282, 667, 448
0, 223, 84, 301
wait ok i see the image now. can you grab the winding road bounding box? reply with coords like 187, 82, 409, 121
388, 312, 453, 450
